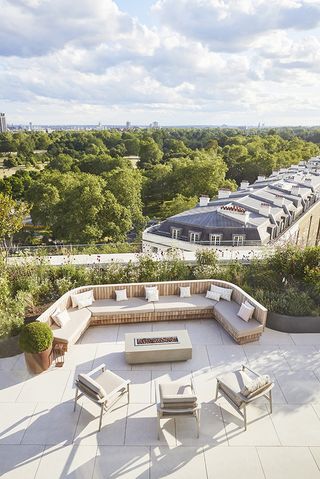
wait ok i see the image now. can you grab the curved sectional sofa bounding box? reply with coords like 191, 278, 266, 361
37, 279, 268, 350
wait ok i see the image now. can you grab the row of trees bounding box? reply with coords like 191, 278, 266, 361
0, 128, 319, 245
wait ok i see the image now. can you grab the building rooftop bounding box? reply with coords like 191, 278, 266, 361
147, 157, 320, 246
2, 321, 320, 478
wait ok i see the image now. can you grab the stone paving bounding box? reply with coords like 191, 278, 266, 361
2, 320, 320, 478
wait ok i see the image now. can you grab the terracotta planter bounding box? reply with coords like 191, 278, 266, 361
24, 346, 53, 374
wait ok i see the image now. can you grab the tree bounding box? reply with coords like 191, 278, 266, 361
0, 193, 30, 253
27, 172, 133, 243
103, 167, 145, 231
159, 194, 198, 219
124, 138, 140, 156
48, 154, 75, 172
139, 138, 163, 168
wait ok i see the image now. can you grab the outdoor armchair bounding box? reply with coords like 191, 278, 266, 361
156, 378, 200, 439
74, 363, 130, 431
215, 364, 273, 430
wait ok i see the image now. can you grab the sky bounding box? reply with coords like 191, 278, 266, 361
1, 0, 320, 126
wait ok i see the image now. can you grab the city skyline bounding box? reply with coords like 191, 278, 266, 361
1, 0, 320, 126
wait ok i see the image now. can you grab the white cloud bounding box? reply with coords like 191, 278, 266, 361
1, 0, 320, 125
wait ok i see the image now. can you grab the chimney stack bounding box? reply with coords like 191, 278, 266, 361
218, 189, 231, 199
239, 180, 249, 190
199, 195, 210, 207
259, 202, 271, 215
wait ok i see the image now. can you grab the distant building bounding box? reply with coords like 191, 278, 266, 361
143, 157, 320, 255
150, 121, 160, 128
123, 155, 140, 168
126, 121, 131, 129
0, 113, 7, 133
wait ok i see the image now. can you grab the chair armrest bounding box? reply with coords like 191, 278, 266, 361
87, 363, 106, 377
239, 382, 274, 403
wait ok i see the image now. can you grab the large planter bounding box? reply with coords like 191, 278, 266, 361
24, 346, 53, 374
267, 311, 320, 333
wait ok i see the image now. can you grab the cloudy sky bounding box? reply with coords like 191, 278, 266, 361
1, 0, 320, 126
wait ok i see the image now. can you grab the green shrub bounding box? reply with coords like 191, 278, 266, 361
19, 322, 53, 353
253, 287, 318, 316
0, 291, 27, 339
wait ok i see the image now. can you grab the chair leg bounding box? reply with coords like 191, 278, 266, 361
73, 387, 78, 412
215, 382, 219, 400
196, 410, 200, 438
243, 405, 247, 431
127, 383, 130, 404
98, 404, 104, 432
269, 390, 272, 414
157, 411, 161, 440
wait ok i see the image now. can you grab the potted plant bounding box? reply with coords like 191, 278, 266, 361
19, 322, 53, 374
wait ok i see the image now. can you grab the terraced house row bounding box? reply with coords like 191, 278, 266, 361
143, 157, 320, 254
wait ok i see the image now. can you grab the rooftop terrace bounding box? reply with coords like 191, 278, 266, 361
2, 320, 320, 478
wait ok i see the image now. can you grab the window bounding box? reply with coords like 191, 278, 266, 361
189, 231, 201, 243
171, 228, 181, 240
210, 234, 222, 246
232, 235, 245, 246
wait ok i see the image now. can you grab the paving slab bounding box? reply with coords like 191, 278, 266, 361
16, 369, 71, 403
0, 403, 36, 445
271, 404, 320, 446
74, 400, 128, 446
175, 403, 227, 446
0, 444, 44, 479
0, 370, 33, 402
204, 446, 265, 479
35, 444, 96, 479
280, 345, 320, 371
93, 343, 131, 370
276, 370, 320, 403
79, 325, 119, 344
22, 401, 80, 446
220, 402, 280, 446
258, 446, 320, 479
93, 445, 150, 479
150, 446, 207, 479
126, 403, 176, 446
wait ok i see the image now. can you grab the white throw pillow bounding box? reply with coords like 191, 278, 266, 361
211, 285, 233, 301
206, 290, 221, 301
180, 286, 191, 298
51, 308, 71, 328
147, 289, 159, 302
241, 375, 270, 397
145, 286, 157, 301
237, 303, 253, 322
244, 301, 255, 319
115, 289, 128, 301
71, 290, 94, 309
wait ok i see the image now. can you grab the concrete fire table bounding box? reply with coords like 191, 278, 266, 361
125, 329, 192, 364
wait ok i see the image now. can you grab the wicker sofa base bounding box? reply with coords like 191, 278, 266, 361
214, 314, 263, 344
90, 309, 214, 326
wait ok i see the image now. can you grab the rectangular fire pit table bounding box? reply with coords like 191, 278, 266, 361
125, 330, 192, 364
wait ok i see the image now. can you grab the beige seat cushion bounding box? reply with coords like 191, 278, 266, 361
218, 369, 253, 407
214, 300, 263, 337
95, 370, 128, 396
51, 307, 91, 344
159, 381, 197, 409
154, 294, 216, 312
88, 298, 154, 316
78, 373, 106, 399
